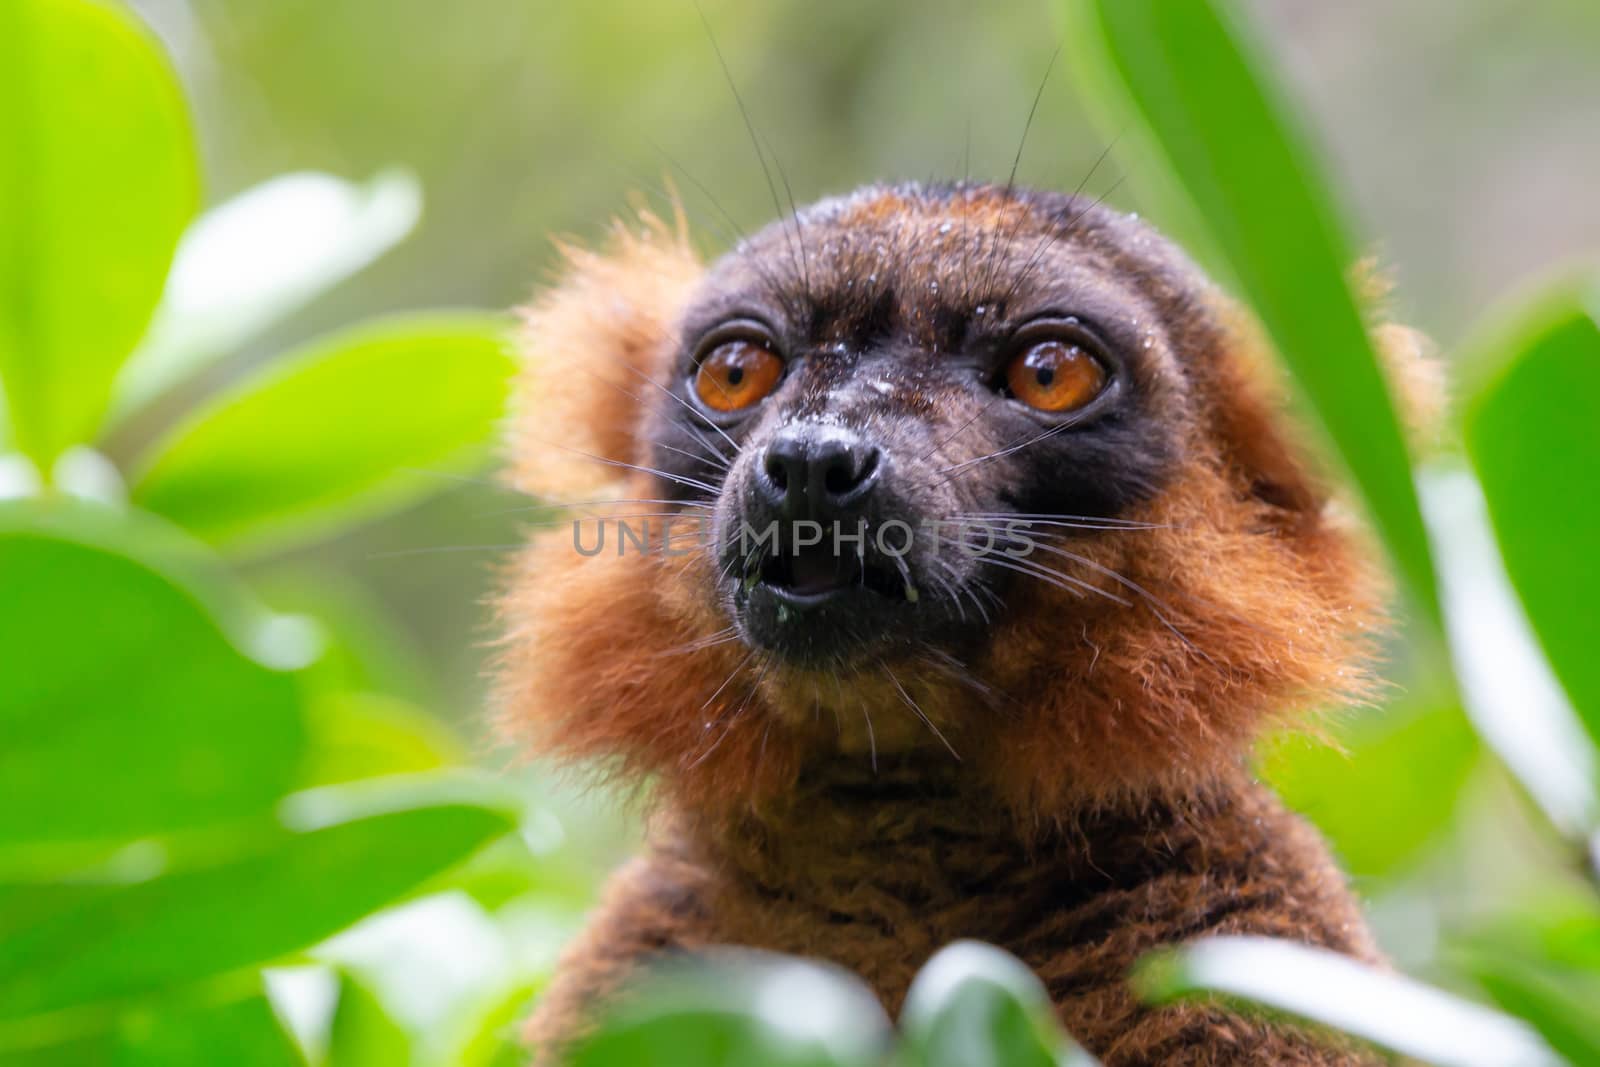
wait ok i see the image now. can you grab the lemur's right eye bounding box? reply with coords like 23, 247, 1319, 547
694, 339, 784, 413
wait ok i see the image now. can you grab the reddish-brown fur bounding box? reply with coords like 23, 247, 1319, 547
497, 191, 1401, 1065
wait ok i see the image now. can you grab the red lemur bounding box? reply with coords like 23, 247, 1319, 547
498, 181, 1413, 1065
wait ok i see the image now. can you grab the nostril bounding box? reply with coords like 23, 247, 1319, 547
823, 462, 850, 495
823, 460, 857, 495
821, 445, 879, 498
764, 452, 789, 491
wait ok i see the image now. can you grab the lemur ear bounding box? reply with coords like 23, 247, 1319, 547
1204, 297, 1443, 521
507, 203, 704, 500
1204, 308, 1330, 518
1351, 257, 1449, 454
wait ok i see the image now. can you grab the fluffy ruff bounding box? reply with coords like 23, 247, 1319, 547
496, 200, 1395, 1065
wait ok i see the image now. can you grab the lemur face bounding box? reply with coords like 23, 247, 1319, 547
645, 184, 1191, 669
505, 179, 1381, 806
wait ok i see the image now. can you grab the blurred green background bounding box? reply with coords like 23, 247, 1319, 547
120, 0, 1600, 719
6, 1, 1600, 1064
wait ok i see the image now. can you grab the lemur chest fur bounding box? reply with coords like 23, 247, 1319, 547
643, 762, 1375, 1021
501, 180, 1398, 1065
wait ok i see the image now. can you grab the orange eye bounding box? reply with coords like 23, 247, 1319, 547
694, 340, 784, 413
1004, 340, 1108, 413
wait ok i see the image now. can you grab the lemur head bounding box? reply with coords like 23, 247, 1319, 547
500, 182, 1390, 818
648, 185, 1186, 672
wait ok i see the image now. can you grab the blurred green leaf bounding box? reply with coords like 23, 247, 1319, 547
300, 691, 464, 788
5, 989, 306, 1067
1461, 949, 1600, 1067
113, 169, 423, 420
252, 565, 437, 707
0, 794, 515, 1021
1463, 284, 1600, 756
0, 883, 107, 948
1258, 702, 1480, 879
1059, 0, 1438, 624
1454, 885, 1600, 1062
131, 313, 513, 553
0, 452, 42, 499
0, 511, 305, 856
434, 834, 591, 914
1471, 890, 1600, 974
436, 975, 543, 1067
0, 0, 197, 464
900, 941, 1098, 1067
571, 954, 890, 1067
1420, 465, 1600, 838
1137, 935, 1562, 1067
572, 1012, 769, 1067
120, 993, 307, 1067
327, 969, 412, 1067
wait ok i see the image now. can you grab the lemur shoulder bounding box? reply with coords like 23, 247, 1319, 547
498, 182, 1424, 1065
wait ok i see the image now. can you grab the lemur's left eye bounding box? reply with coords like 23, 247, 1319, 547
694, 339, 784, 412
1004, 338, 1108, 414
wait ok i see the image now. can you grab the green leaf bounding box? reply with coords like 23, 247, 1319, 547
900, 942, 1099, 1067
1420, 465, 1600, 837
327, 969, 412, 1067
113, 169, 423, 420
1454, 890, 1600, 1064
252, 565, 438, 707
1258, 702, 1480, 879
300, 691, 464, 788
0, 505, 306, 858
131, 313, 512, 553
0, 790, 515, 1021
1137, 936, 1562, 1067
4, 989, 306, 1067
1461, 950, 1600, 1067
435, 976, 544, 1067
1059, 0, 1438, 624
0, 0, 198, 464
571, 954, 890, 1067
1463, 283, 1600, 756
121, 993, 308, 1067
0, 452, 44, 500
429, 833, 594, 914
1470, 889, 1600, 974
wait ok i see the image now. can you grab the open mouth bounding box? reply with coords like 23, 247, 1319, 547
758, 543, 908, 605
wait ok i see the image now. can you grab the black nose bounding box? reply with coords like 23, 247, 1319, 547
759, 425, 882, 517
